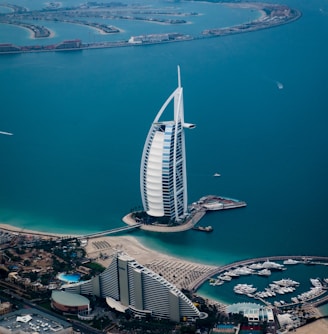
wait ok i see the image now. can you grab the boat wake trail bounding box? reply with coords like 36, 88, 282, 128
0, 131, 13, 136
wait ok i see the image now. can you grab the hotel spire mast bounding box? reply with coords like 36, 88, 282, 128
140, 66, 195, 223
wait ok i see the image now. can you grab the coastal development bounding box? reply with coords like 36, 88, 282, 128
0, 1, 301, 54
1, 5, 327, 332
0, 225, 327, 333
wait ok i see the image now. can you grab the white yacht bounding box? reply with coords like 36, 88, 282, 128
225, 269, 239, 277
214, 280, 224, 286
276, 288, 286, 295
310, 278, 322, 288
210, 279, 224, 286
283, 259, 299, 265
234, 284, 257, 295
262, 260, 284, 270
234, 266, 254, 275
273, 278, 300, 287
257, 268, 271, 276
249, 263, 264, 270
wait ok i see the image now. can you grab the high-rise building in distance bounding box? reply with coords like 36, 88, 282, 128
140, 66, 195, 223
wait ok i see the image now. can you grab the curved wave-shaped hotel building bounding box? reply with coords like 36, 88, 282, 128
140, 66, 195, 223
62, 252, 203, 322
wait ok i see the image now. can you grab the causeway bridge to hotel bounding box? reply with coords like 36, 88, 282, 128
79, 224, 142, 239
0, 223, 142, 240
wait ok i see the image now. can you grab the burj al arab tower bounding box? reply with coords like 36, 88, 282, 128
140, 66, 195, 223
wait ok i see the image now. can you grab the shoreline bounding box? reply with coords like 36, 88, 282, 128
0, 222, 227, 309
0, 222, 222, 297
0, 223, 80, 239
1, 223, 328, 332
1, 223, 328, 321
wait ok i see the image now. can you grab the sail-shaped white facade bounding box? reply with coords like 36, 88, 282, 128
140, 67, 195, 222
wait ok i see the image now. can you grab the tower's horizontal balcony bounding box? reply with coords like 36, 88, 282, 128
147, 209, 164, 217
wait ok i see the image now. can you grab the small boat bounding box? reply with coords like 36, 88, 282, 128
192, 225, 213, 232
214, 280, 224, 286
310, 278, 322, 288
0, 130, 13, 136
213, 173, 221, 177
276, 81, 284, 89
283, 259, 299, 265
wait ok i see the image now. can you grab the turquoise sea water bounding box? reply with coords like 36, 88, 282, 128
1, 0, 328, 307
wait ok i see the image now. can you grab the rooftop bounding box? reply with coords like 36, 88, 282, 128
52, 290, 90, 307
0, 308, 71, 334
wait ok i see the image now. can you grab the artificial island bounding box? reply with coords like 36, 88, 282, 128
123, 66, 246, 233
0, 1, 302, 54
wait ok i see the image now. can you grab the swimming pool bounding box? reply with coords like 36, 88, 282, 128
57, 272, 81, 283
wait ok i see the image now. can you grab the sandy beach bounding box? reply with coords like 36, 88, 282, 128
0, 221, 227, 311
84, 234, 219, 292
83, 234, 226, 311
0, 223, 76, 238
0, 223, 220, 296
293, 318, 328, 333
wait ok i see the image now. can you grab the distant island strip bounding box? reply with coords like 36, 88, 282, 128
0, 2, 301, 54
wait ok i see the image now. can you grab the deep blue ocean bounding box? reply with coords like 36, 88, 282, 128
1, 0, 328, 308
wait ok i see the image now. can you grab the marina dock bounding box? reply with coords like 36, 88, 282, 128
192, 255, 328, 291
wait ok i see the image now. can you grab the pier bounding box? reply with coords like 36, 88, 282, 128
79, 224, 141, 239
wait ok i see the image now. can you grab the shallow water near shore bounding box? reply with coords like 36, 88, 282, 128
1, 0, 328, 307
